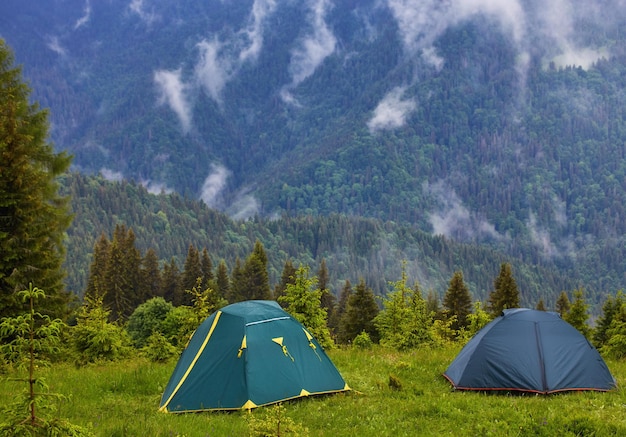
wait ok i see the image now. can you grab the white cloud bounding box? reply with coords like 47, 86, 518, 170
74, 0, 91, 30
200, 164, 231, 208
425, 180, 505, 241
282, 0, 336, 102
527, 212, 560, 258
100, 168, 124, 182
367, 86, 417, 132
129, 0, 159, 24
154, 69, 193, 133
239, 0, 278, 63
228, 192, 261, 220
46, 36, 66, 56
141, 179, 174, 195
194, 38, 232, 104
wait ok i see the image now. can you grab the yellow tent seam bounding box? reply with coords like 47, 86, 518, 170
160, 311, 223, 412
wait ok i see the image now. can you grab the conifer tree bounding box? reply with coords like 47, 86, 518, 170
318, 258, 336, 316
85, 233, 110, 300
215, 259, 230, 303
442, 270, 473, 332
229, 257, 246, 303
487, 263, 520, 317
103, 225, 141, 320
278, 265, 334, 349
0, 40, 73, 319
140, 248, 162, 300
556, 291, 570, 316
242, 240, 271, 300
593, 292, 624, 348
180, 244, 202, 306
564, 288, 591, 339
200, 248, 214, 287
339, 279, 379, 344
535, 298, 547, 311
426, 290, 442, 319
328, 280, 352, 335
161, 258, 181, 305
274, 259, 297, 306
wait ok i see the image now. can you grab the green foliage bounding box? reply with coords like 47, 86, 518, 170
352, 331, 373, 350
563, 288, 591, 339
0, 284, 92, 436
339, 279, 380, 344
442, 271, 473, 333
487, 263, 520, 317
127, 297, 174, 348
601, 299, 626, 360
0, 40, 73, 320
160, 305, 196, 348
142, 331, 178, 363
461, 302, 492, 340
245, 403, 309, 437
278, 266, 334, 350
375, 263, 433, 350
70, 295, 132, 366
594, 292, 625, 348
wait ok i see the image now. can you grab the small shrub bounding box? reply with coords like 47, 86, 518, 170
245, 403, 309, 437
352, 331, 373, 349
142, 331, 178, 362
388, 374, 403, 390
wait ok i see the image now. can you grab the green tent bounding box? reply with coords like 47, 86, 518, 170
159, 300, 350, 412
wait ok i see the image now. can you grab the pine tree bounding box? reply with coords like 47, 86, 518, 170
339, 278, 379, 344
487, 263, 520, 317
556, 291, 570, 316
442, 270, 473, 332
0, 40, 73, 319
564, 288, 591, 339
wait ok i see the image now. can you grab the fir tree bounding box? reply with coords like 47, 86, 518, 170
161, 258, 180, 305
278, 265, 334, 349
0, 40, 73, 319
180, 244, 202, 306
229, 257, 246, 303
274, 259, 297, 306
442, 270, 473, 332
318, 258, 337, 316
328, 280, 352, 335
535, 298, 547, 311
339, 278, 379, 344
215, 259, 230, 303
200, 248, 214, 287
140, 248, 162, 301
242, 240, 271, 300
556, 291, 570, 316
84, 233, 110, 300
564, 288, 591, 339
487, 263, 520, 317
593, 292, 624, 348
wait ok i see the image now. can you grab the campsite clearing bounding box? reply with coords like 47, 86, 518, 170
1, 345, 625, 436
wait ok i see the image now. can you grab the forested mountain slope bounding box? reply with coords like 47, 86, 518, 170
2, 1, 626, 297
63, 173, 577, 310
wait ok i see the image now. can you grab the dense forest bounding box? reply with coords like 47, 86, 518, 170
3, 1, 626, 307
63, 173, 581, 311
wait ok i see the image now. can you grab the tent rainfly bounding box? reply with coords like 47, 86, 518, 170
444, 308, 616, 394
159, 300, 350, 412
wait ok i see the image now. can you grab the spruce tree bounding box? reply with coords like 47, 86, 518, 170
0, 40, 73, 319
229, 257, 246, 303
180, 244, 202, 306
85, 233, 110, 300
556, 291, 570, 316
140, 248, 162, 300
339, 279, 379, 344
318, 258, 336, 316
442, 270, 473, 332
487, 263, 520, 317
535, 298, 547, 311
564, 288, 591, 339
215, 259, 230, 303
200, 248, 214, 287
161, 258, 180, 305
278, 265, 334, 349
242, 240, 271, 300
274, 259, 297, 306
328, 280, 352, 335
593, 292, 624, 348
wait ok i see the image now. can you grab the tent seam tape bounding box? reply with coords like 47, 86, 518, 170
160, 311, 223, 412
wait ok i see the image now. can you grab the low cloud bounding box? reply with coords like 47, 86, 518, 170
194, 38, 232, 104
140, 179, 174, 195
100, 168, 124, 182
367, 86, 417, 132
46, 36, 67, 56
154, 69, 193, 133
129, 0, 159, 24
239, 0, 278, 63
200, 164, 231, 209
282, 0, 336, 103
74, 0, 91, 30
527, 212, 560, 258
425, 180, 505, 241
227, 192, 261, 220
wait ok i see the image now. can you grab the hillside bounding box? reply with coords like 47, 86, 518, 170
63, 173, 577, 310
2, 1, 626, 297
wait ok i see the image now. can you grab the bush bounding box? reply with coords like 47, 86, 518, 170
353, 331, 373, 349
127, 297, 174, 348
142, 331, 178, 362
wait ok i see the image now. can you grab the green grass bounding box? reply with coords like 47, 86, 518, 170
2, 345, 626, 436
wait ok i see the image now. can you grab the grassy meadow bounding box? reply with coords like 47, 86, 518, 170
1, 344, 625, 436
